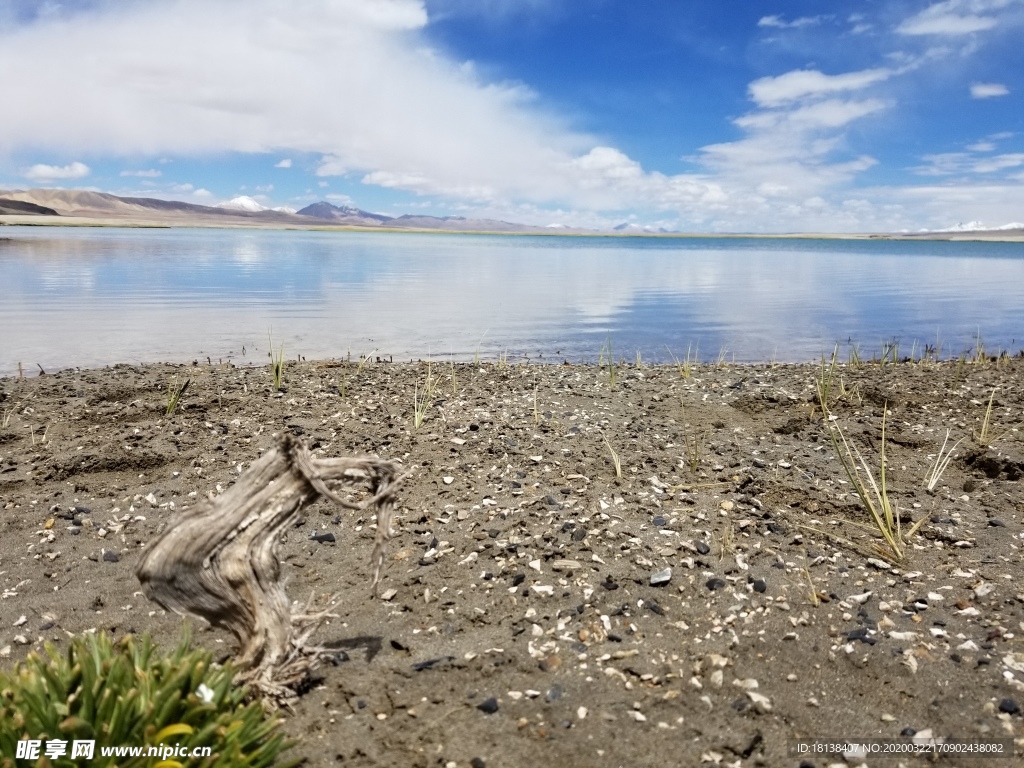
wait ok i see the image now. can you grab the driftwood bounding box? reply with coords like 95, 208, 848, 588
135, 435, 404, 693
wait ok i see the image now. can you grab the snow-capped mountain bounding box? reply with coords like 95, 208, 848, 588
216, 195, 267, 212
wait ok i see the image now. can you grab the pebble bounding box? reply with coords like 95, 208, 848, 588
571, 527, 588, 541
694, 540, 711, 555
998, 698, 1020, 715
752, 579, 767, 593
476, 697, 499, 714
546, 684, 563, 702
102, 549, 120, 563
650, 568, 672, 587
310, 532, 336, 544
652, 515, 667, 527
705, 578, 727, 591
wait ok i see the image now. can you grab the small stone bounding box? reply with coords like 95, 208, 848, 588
471, 759, 486, 768
571, 527, 588, 542
102, 549, 120, 563
442, 476, 454, 485
601, 577, 619, 591
652, 515, 667, 527
650, 568, 672, 587
577, 706, 588, 720
752, 579, 767, 593
380, 588, 398, 601
998, 698, 1020, 715
694, 540, 711, 555
546, 684, 563, 702
476, 697, 499, 714
310, 532, 336, 544
720, 500, 734, 512
13, 615, 27, 627
705, 578, 727, 591
988, 518, 1006, 527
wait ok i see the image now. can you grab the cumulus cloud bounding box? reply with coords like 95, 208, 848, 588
970, 82, 1009, 97
120, 169, 162, 177
275, 158, 292, 168
22, 161, 90, 181
897, 0, 1010, 35
0, 0, 593, 207
748, 68, 892, 108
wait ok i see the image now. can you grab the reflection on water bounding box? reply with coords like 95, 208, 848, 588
1, 226, 1022, 376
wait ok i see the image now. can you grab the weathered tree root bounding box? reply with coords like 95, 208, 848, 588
135, 434, 404, 698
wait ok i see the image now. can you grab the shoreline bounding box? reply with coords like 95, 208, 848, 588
1, 358, 1022, 765
4, 214, 1024, 242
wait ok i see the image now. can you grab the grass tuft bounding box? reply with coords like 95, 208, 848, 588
602, 432, 622, 479
413, 362, 437, 429
924, 429, 963, 491
164, 376, 190, 417
268, 332, 285, 391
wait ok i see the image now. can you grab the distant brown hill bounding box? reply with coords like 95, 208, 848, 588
0, 197, 59, 216
0, 189, 576, 233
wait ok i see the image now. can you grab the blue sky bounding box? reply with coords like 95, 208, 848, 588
1, 0, 1022, 232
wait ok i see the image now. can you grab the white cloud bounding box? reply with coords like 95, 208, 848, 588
193, 188, 213, 198
897, 0, 1011, 36
22, 161, 90, 181
748, 68, 892, 108
275, 158, 292, 168
967, 141, 995, 151
758, 15, 825, 29
970, 82, 1009, 97
120, 169, 162, 177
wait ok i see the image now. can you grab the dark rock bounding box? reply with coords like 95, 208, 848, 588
844, 627, 876, 645
412, 656, 454, 672
705, 577, 727, 591
471, 759, 486, 768
477, 697, 499, 714
102, 549, 120, 563
694, 540, 711, 555
546, 684, 563, 702
512, 573, 525, 587
652, 515, 667, 527
998, 698, 1020, 715
571, 527, 588, 541
311, 532, 336, 544
988, 519, 1006, 527
752, 579, 767, 593
601, 577, 619, 591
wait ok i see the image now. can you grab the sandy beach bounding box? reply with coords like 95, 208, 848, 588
1, 357, 1022, 766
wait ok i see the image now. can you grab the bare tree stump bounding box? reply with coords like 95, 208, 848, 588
135, 435, 404, 693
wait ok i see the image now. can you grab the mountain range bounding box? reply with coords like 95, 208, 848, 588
0, 189, 581, 234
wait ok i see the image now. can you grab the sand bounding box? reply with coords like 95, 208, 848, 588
1, 358, 1023, 766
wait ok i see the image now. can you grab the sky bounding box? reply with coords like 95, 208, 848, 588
1, 0, 1023, 233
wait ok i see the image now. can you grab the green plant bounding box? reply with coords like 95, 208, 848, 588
601, 432, 622, 479
924, 429, 963, 491
816, 343, 839, 410
823, 407, 926, 561
268, 333, 285, 391
974, 387, 999, 444
413, 363, 437, 429
847, 343, 862, 368
164, 377, 190, 417
0, 631, 294, 768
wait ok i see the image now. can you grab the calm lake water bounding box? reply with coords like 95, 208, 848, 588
2, 226, 1022, 377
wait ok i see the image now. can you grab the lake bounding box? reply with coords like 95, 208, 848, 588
1, 226, 1022, 377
